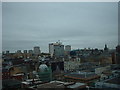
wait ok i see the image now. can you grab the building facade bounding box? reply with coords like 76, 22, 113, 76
65, 45, 71, 56
116, 45, 120, 64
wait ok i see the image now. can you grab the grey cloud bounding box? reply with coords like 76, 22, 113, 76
2, 2, 118, 53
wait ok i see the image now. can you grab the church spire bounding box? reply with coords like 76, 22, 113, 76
104, 44, 108, 51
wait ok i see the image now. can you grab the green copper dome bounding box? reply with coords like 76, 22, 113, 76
38, 64, 52, 82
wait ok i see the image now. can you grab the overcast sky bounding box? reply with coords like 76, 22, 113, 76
2, 2, 118, 53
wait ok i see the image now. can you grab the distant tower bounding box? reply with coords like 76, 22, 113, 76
116, 45, 120, 64
104, 44, 108, 51
28, 50, 33, 54
23, 50, 28, 59
33, 46, 41, 55
17, 50, 22, 54
65, 45, 71, 56
23, 50, 27, 53
6, 51, 9, 54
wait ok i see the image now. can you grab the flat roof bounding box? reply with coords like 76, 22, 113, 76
37, 81, 87, 88
106, 77, 120, 85
64, 71, 100, 80
37, 82, 65, 88
67, 82, 86, 88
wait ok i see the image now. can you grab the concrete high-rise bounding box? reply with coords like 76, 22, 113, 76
33, 46, 41, 55
23, 50, 27, 53
28, 50, 33, 54
49, 41, 64, 57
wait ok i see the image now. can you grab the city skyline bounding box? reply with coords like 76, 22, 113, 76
2, 41, 117, 53
2, 2, 118, 53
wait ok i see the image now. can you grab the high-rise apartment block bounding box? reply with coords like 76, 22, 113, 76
23, 50, 27, 53
49, 42, 64, 57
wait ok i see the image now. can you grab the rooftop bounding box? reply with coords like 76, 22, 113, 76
2, 79, 21, 88
64, 71, 100, 80
37, 81, 86, 88
37, 81, 65, 88
67, 82, 86, 88
106, 77, 120, 85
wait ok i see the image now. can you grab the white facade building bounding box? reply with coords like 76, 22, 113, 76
49, 42, 64, 57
